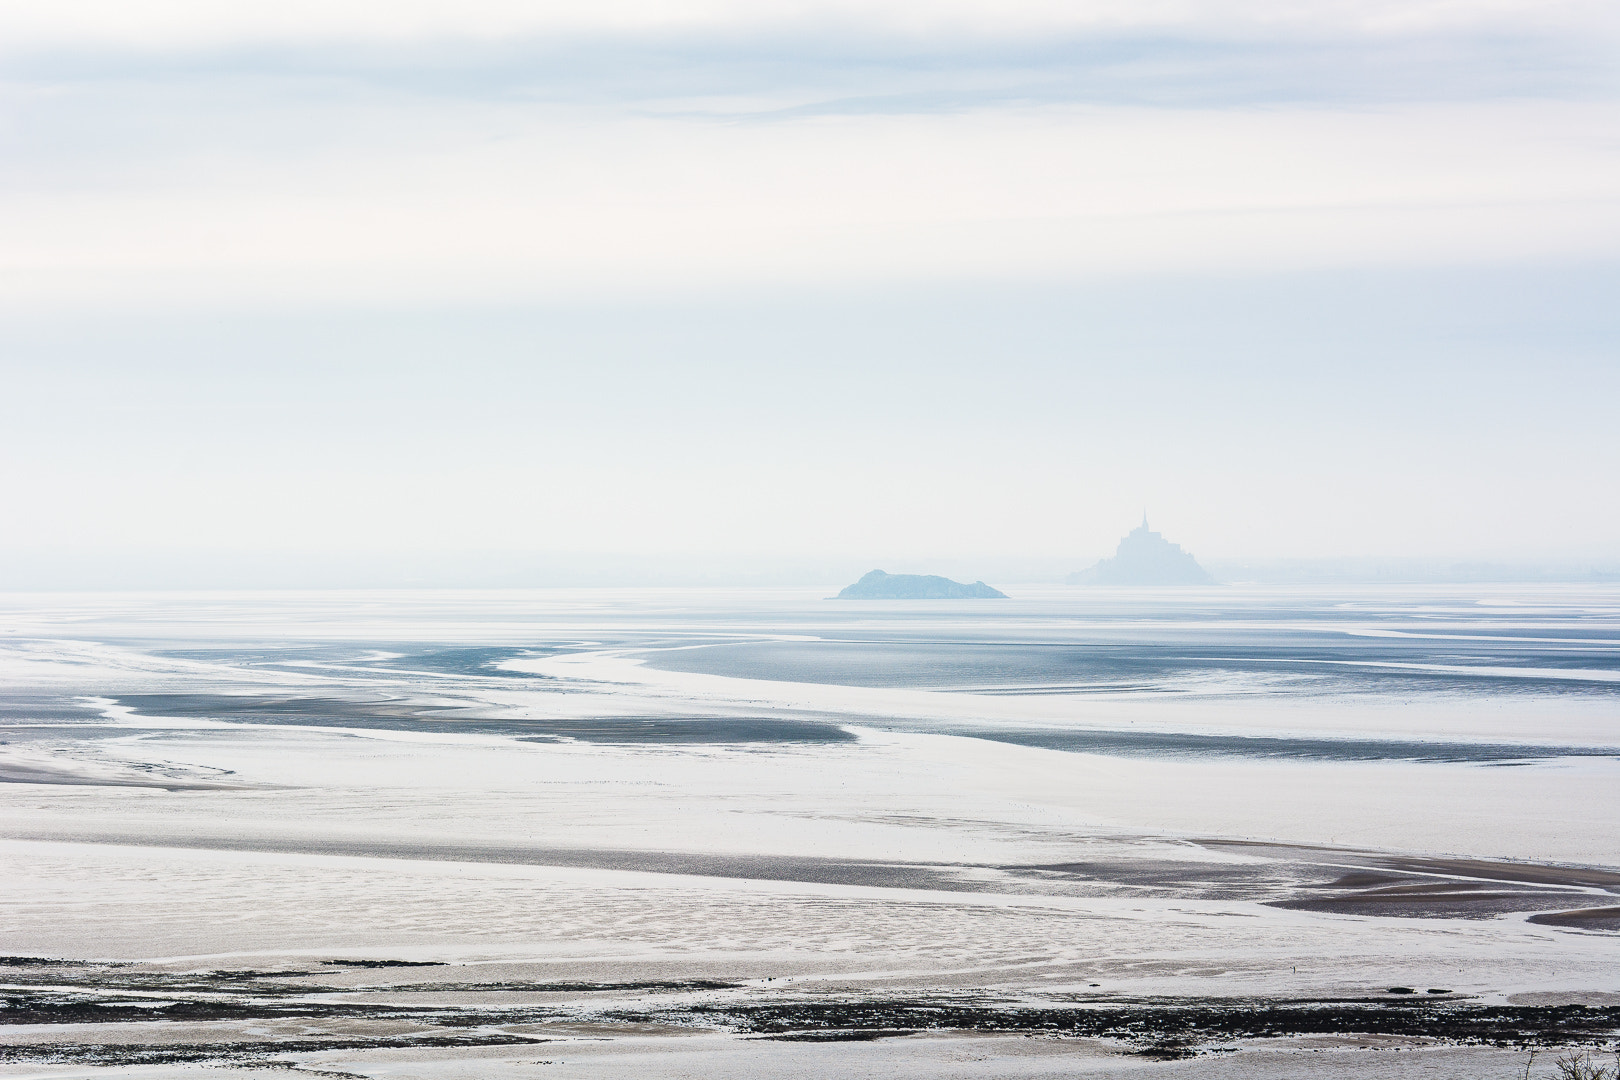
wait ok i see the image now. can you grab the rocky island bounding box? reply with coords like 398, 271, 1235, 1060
1069, 516, 1216, 585
835, 570, 1008, 599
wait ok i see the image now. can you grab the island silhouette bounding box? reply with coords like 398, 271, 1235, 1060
1069, 516, 1216, 585
836, 570, 1008, 599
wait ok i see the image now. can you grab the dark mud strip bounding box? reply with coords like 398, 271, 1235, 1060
0, 960, 735, 997
106, 692, 1610, 755
110, 694, 855, 744
13, 828, 1620, 917
109, 694, 498, 735
515, 718, 855, 743
1529, 908, 1620, 931
1012, 848, 1620, 921
1376, 857, 1620, 892
1203, 841, 1620, 886
948, 726, 1620, 763
1179, 841, 1620, 923
1272, 868, 1609, 920
1274, 883, 1593, 919
2, 831, 976, 891
0, 1035, 540, 1067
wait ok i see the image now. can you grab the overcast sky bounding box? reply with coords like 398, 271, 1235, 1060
2, 0, 1618, 586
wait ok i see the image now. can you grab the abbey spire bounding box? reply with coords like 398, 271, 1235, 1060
1069, 518, 1215, 586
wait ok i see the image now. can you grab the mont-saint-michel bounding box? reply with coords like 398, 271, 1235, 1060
836, 569, 1008, 599
1070, 516, 1216, 585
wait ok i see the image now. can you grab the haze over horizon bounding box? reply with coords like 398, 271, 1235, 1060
5, 11, 1620, 1070
3, 0, 1618, 589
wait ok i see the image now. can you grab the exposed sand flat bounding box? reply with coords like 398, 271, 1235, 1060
1, 587, 1617, 1074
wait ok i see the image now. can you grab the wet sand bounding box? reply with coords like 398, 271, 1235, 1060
2, 586, 1618, 1076
1528, 907, 1620, 931
4, 955, 1617, 1072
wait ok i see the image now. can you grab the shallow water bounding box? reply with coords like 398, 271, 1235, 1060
641, 588, 1620, 699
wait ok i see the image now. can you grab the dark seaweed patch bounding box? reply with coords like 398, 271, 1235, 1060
0, 1034, 540, 1067
5, 958, 1620, 1067
699, 999, 1620, 1049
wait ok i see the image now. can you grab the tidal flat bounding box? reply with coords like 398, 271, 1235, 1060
1, 586, 1617, 1077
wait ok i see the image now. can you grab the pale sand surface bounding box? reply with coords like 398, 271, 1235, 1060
1, 588, 1617, 1075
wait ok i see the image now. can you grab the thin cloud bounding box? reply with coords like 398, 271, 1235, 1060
5, 24, 1615, 112
4, 0, 1617, 48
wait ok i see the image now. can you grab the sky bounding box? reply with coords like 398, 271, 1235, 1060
1, 0, 1618, 587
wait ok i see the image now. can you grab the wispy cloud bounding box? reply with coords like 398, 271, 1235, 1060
5, 0, 1617, 113
1, 0, 1617, 305
5, 0, 1616, 47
